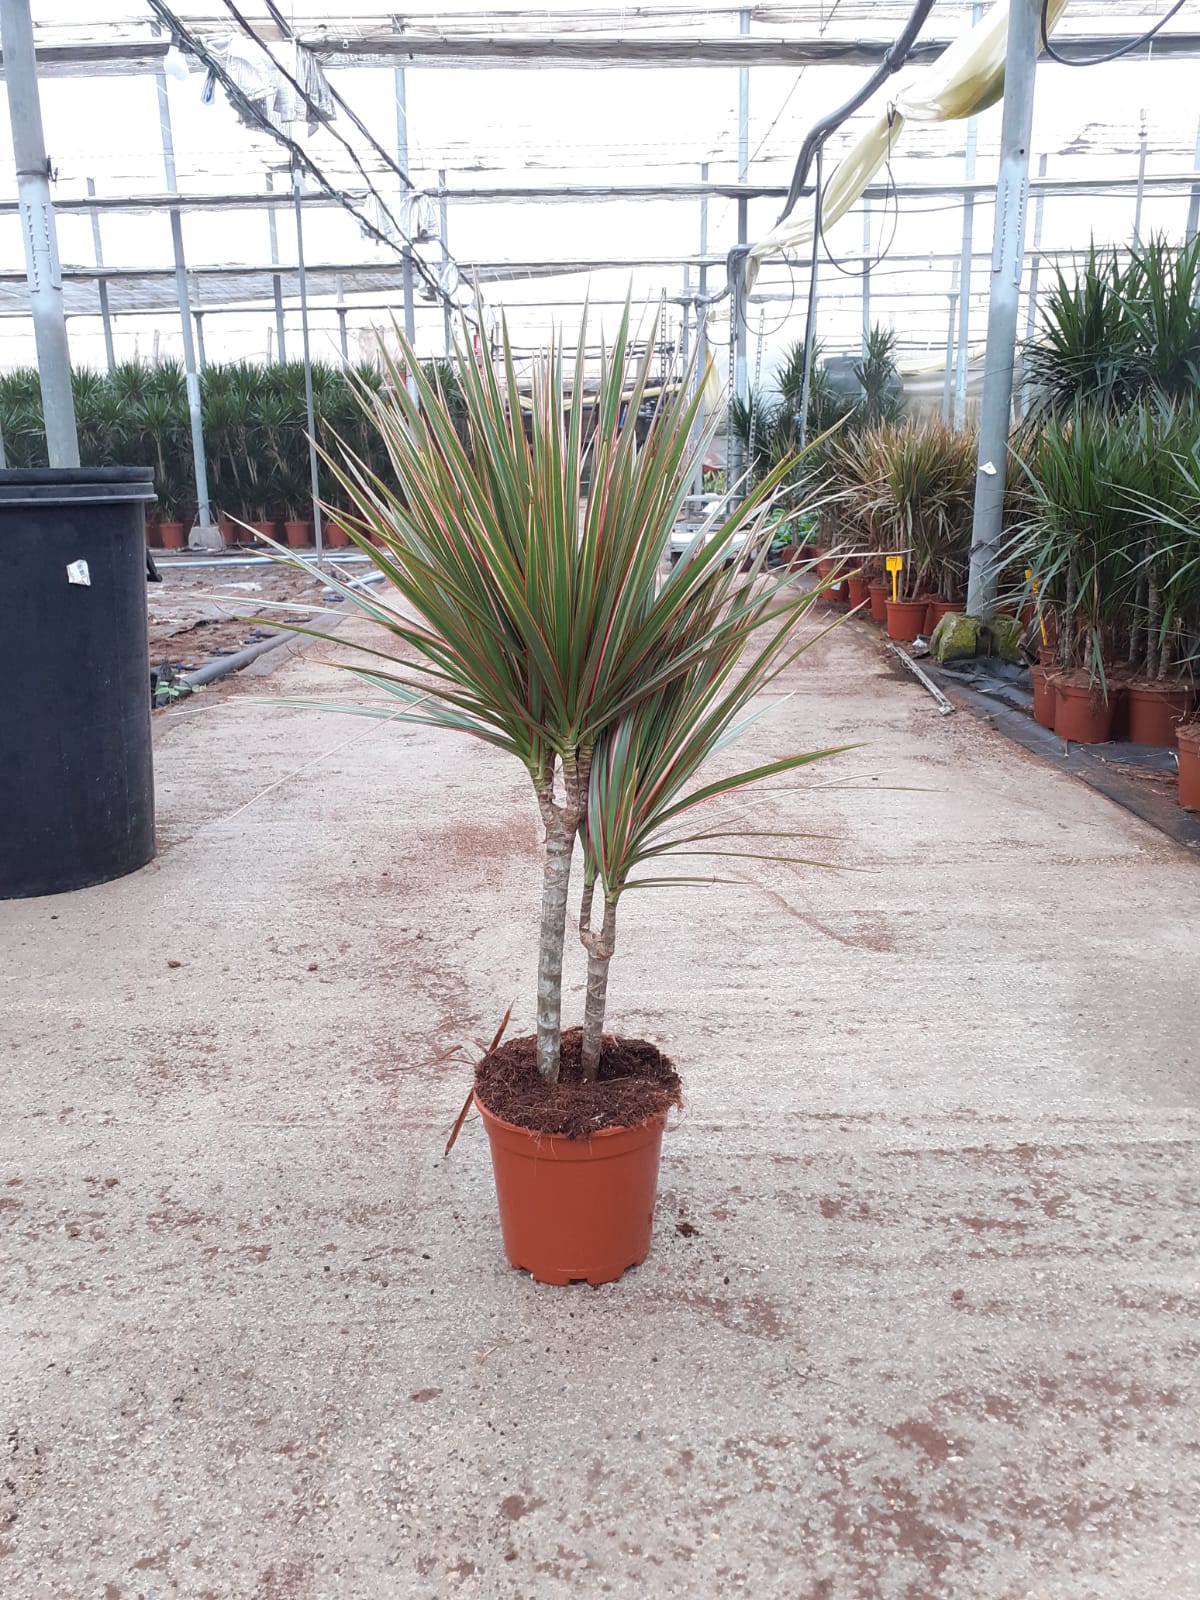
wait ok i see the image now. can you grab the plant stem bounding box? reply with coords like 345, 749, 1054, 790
533, 752, 590, 1084
580, 895, 617, 1082
1147, 554, 1162, 680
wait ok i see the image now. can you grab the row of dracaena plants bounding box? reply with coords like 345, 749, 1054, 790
0, 357, 465, 529
730, 324, 904, 507
1007, 399, 1200, 693
815, 419, 979, 604
274, 310, 848, 1088
1009, 230, 1200, 702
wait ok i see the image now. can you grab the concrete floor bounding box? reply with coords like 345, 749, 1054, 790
3, 610, 1199, 1599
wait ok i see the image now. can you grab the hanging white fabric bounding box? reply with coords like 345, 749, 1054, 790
705, 0, 1072, 398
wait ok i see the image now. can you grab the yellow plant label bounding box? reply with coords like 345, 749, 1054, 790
885, 555, 904, 573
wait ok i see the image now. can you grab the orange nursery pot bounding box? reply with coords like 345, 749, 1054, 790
284, 520, 314, 549
475, 1096, 668, 1287
1053, 673, 1114, 743
1177, 724, 1200, 810
885, 597, 927, 642
1125, 681, 1194, 748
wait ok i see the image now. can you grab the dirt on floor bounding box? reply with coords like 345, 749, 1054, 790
146, 561, 336, 668
4, 598, 1200, 1599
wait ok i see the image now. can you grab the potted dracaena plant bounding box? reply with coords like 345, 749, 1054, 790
266, 311, 847, 1284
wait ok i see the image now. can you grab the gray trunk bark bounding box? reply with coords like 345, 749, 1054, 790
533, 752, 590, 1084
1147, 556, 1162, 680
535, 821, 575, 1083
580, 896, 617, 1082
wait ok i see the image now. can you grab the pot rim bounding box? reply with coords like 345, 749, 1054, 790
474, 1089, 668, 1146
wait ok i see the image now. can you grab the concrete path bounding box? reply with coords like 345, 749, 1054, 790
3, 611, 1198, 1599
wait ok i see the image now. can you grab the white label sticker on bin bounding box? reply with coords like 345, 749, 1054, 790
66, 560, 91, 587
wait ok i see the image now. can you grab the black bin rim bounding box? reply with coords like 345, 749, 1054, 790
0, 466, 156, 506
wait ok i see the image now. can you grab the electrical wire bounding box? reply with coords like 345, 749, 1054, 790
1040, 0, 1189, 67
259, 0, 414, 192
145, 0, 471, 322
816, 103, 901, 277
215, 2, 416, 260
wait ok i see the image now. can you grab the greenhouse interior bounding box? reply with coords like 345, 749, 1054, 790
3, 1, 1200, 1596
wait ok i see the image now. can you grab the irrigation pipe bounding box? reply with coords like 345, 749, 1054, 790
176, 570, 387, 691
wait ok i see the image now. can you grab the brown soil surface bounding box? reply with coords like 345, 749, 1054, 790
475, 1027, 682, 1138
147, 564, 329, 665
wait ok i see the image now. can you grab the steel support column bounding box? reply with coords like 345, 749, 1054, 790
729, 9, 750, 491
0, 0, 78, 465
395, 64, 417, 392
438, 167, 452, 355
155, 67, 214, 537
1017, 153, 1048, 419
87, 177, 116, 372
293, 165, 324, 566
266, 171, 287, 362
966, 0, 1039, 618
953, 1, 983, 426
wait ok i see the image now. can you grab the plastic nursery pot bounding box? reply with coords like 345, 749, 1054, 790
846, 574, 869, 608
249, 520, 280, 545
1177, 724, 1200, 811
284, 520, 313, 549
867, 581, 890, 624
815, 555, 849, 583
475, 1095, 668, 1287
926, 599, 960, 631
885, 597, 927, 642
821, 581, 849, 603
1126, 682, 1195, 748
324, 521, 352, 548
145, 519, 163, 549
1053, 672, 1114, 743
159, 521, 186, 549
1030, 665, 1058, 730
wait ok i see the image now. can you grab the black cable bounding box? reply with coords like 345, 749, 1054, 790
776, 0, 935, 227
146, 0, 468, 321
259, 0, 416, 195
215, 1, 419, 271
816, 103, 901, 278
1040, 0, 1189, 67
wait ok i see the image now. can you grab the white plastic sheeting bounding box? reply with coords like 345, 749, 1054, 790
708, 0, 1072, 386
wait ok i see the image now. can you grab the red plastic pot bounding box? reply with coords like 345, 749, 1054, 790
476, 1094, 667, 1286
1053, 673, 1114, 743
159, 521, 186, 549
284, 520, 313, 549
1126, 681, 1194, 747
1177, 724, 1200, 810
816, 555, 849, 583
926, 599, 960, 631
324, 521, 352, 548
248, 520, 280, 545
1030, 665, 1057, 729
145, 520, 163, 549
885, 598, 927, 642
867, 581, 890, 623
846, 574, 869, 608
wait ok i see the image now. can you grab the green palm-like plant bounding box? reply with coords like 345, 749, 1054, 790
270, 312, 841, 1082
576, 583, 847, 1074
1013, 407, 1153, 681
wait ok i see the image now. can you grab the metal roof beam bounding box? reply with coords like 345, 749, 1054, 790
7, 170, 1197, 216
303, 30, 1200, 68
4, 31, 1200, 76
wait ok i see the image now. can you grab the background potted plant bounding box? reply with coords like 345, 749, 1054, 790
275, 315, 844, 1284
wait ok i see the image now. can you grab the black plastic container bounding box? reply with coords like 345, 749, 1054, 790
1, 467, 157, 898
